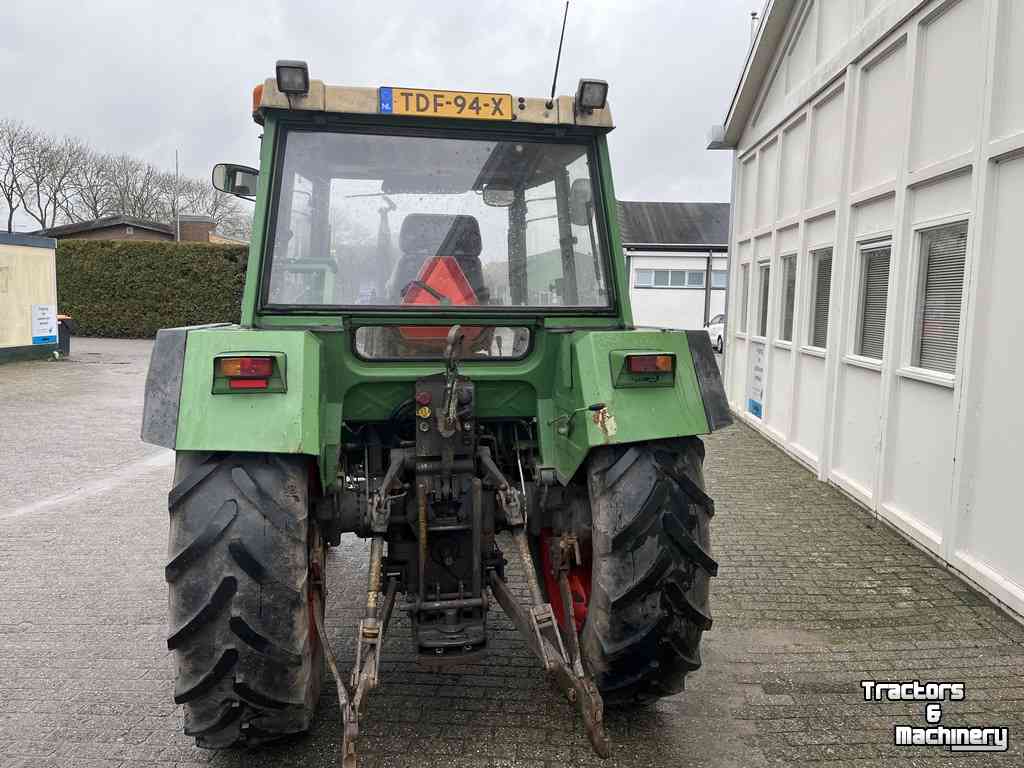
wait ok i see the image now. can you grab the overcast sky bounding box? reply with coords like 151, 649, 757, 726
1, 0, 754, 228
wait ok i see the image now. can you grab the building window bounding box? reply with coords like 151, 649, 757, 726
712, 270, 728, 289
757, 264, 771, 337
857, 243, 891, 359
740, 264, 750, 332
634, 267, 719, 289
914, 222, 967, 374
809, 247, 833, 348
780, 254, 797, 342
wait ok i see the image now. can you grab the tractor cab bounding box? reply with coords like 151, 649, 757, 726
227, 87, 616, 358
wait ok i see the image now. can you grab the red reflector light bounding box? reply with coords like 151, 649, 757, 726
626, 354, 675, 373
218, 356, 273, 378
228, 378, 269, 390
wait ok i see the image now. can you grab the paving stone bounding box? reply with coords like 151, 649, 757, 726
1, 339, 1022, 768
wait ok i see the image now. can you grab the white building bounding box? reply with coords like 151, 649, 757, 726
618, 201, 730, 330
711, 0, 1024, 617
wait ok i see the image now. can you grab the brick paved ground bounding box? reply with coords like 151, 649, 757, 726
1, 339, 1022, 768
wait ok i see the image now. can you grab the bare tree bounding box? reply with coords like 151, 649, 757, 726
18, 132, 86, 229
0, 120, 31, 232
107, 154, 166, 221
66, 148, 116, 221
3, 119, 252, 239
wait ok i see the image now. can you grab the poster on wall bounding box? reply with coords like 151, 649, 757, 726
747, 340, 766, 418
31, 304, 58, 345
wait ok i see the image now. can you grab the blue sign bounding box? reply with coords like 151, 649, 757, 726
747, 399, 762, 418
32, 335, 57, 345
379, 87, 393, 114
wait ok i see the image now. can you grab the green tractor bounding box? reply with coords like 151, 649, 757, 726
141, 61, 730, 764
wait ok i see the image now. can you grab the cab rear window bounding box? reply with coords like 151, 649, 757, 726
353, 326, 530, 360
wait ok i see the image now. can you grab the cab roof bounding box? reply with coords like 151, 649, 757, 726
253, 79, 614, 131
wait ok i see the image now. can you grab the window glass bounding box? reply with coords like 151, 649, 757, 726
635, 269, 654, 287
809, 248, 833, 348
653, 270, 671, 287
858, 245, 891, 359
687, 270, 705, 287
757, 264, 771, 337
669, 270, 686, 287
265, 130, 610, 309
780, 254, 796, 342
914, 222, 967, 374
354, 326, 530, 360
711, 270, 728, 288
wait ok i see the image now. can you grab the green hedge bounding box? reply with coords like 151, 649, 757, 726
56, 240, 248, 338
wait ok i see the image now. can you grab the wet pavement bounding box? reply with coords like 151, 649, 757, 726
1, 338, 1022, 767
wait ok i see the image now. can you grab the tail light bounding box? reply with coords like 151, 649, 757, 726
218, 356, 273, 378
625, 354, 675, 374
213, 355, 285, 394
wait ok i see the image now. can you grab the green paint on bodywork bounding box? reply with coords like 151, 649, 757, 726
176, 327, 336, 484
174, 324, 707, 488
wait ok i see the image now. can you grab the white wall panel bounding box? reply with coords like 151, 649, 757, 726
910, 169, 972, 223
757, 140, 780, 228
730, 337, 749, 404
757, 65, 788, 130
854, 41, 907, 192
990, 0, 1024, 140
740, 157, 757, 235
818, 0, 851, 64
805, 212, 836, 246
754, 234, 772, 264
766, 347, 793, 436
777, 225, 799, 254
853, 194, 895, 236
883, 377, 954, 543
832, 364, 882, 497
808, 89, 845, 208
955, 155, 1024, 595
779, 118, 808, 219
910, 0, 985, 171
792, 355, 826, 462
787, 2, 818, 91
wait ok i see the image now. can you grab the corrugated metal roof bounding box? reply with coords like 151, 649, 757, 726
617, 201, 730, 249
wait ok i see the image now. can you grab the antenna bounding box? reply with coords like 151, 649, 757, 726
550, 1, 570, 100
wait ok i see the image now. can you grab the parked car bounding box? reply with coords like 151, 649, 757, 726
706, 313, 725, 353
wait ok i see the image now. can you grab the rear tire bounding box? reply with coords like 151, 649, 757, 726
165, 452, 323, 748
581, 438, 717, 704
716, 335, 724, 353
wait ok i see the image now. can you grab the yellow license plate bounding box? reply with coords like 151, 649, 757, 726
379, 87, 513, 120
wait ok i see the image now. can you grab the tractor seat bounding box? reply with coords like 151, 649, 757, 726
389, 214, 488, 303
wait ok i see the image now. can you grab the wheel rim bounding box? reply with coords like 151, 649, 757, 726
539, 528, 592, 634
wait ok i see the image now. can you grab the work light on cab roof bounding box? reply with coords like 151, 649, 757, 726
147, 58, 732, 767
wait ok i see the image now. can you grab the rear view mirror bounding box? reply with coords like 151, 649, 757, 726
482, 186, 515, 207
569, 178, 593, 227
212, 163, 259, 199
